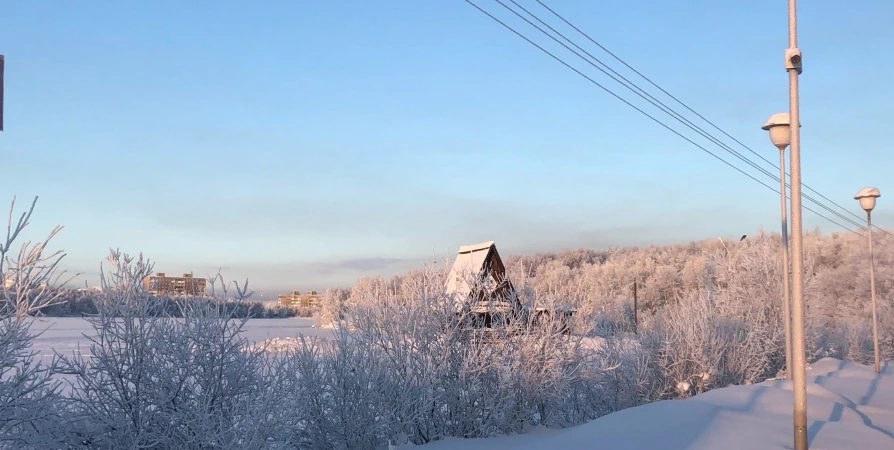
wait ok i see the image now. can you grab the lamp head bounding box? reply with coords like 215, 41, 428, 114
761, 112, 798, 150
855, 186, 881, 212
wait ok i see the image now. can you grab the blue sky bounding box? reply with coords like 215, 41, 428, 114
1, 0, 893, 296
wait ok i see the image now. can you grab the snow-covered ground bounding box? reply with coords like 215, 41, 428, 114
26, 317, 334, 364
417, 358, 894, 450
23, 319, 892, 449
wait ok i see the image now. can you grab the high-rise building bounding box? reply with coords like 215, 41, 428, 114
142, 272, 207, 296
277, 290, 322, 308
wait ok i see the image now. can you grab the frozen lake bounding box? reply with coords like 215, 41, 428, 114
25, 317, 334, 363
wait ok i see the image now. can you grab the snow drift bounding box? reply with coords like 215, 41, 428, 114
419, 358, 894, 450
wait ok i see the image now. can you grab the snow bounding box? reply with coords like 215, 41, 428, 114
445, 241, 504, 304
21, 319, 894, 449
416, 358, 894, 450
26, 317, 334, 364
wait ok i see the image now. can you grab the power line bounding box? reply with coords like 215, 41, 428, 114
463, 0, 884, 242
532, 0, 893, 241
461, 1, 771, 190
466, 0, 888, 242
495, 0, 875, 238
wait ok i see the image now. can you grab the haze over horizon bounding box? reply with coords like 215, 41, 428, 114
2, 0, 893, 293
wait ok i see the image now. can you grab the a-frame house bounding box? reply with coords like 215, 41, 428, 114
445, 241, 522, 325
445, 240, 576, 333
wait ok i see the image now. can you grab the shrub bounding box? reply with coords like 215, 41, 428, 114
4, 195, 893, 449
0, 197, 71, 449
52, 250, 279, 450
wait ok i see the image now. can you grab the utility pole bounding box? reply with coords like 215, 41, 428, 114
779, 146, 793, 378
633, 278, 638, 334
868, 211, 880, 373
784, 0, 808, 448
1, 54, 5, 131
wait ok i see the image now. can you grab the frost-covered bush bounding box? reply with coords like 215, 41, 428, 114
38, 289, 296, 319
647, 237, 788, 397
7, 195, 894, 450
48, 250, 279, 450
0, 318, 64, 449
318, 287, 350, 327
650, 289, 779, 398
288, 228, 892, 446
0, 197, 72, 449
328, 263, 625, 445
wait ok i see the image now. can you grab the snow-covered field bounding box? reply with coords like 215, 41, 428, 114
418, 358, 894, 450
23, 319, 893, 449
27, 317, 334, 364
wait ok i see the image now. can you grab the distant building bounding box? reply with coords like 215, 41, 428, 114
76, 285, 103, 293
142, 272, 207, 296
277, 290, 322, 308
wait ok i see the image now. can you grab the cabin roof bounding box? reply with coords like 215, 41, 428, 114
445, 241, 495, 298
445, 240, 515, 310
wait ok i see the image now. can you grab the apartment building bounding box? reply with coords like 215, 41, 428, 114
277, 290, 322, 308
142, 272, 207, 296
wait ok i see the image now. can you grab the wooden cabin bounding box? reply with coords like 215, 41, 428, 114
445, 240, 576, 333
445, 241, 522, 327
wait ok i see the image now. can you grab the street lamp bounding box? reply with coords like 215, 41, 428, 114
855, 186, 881, 373
782, 0, 807, 448
761, 112, 795, 380
763, 112, 793, 148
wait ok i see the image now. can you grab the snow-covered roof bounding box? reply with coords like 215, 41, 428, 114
445, 241, 496, 300
445, 240, 521, 314
457, 240, 495, 254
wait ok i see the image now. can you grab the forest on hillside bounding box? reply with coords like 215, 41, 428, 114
325, 227, 894, 363
5, 197, 893, 448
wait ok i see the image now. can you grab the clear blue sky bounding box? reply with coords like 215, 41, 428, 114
2, 0, 893, 296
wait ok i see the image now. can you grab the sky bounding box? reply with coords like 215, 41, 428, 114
1, 0, 893, 297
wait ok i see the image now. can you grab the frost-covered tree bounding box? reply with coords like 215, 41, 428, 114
52, 250, 278, 449
0, 197, 74, 448
319, 287, 350, 326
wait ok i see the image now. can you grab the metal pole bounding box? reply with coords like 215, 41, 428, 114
633, 279, 638, 334
786, 0, 808, 448
0, 54, 5, 131
779, 149, 793, 378
868, 211, 880, 373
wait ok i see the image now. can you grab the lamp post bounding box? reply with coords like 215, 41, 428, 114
855, 186, 881, 373
782, 0, 807, 448
761, 112, 794, 379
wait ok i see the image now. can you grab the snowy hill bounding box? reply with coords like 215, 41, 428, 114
418, 358, 894, 450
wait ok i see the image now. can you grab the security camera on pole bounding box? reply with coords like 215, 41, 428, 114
855, 186, 882, 374
782, 0, 808, 449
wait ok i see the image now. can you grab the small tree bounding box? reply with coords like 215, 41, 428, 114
53, 250, 277, 449
0, 196, 75, 448
319, 287, 349, 326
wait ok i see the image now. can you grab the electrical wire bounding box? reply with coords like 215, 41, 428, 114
530, 0, 894, 242
464, 0, 890, 243
495, 0, 875, 237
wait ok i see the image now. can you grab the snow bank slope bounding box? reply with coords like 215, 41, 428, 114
422, 358, 894, 450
